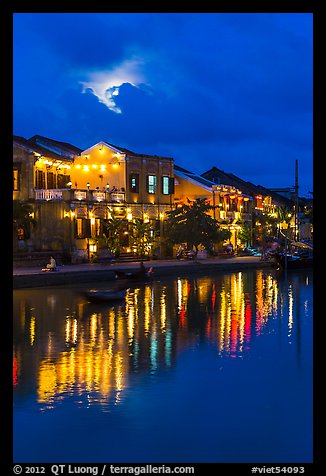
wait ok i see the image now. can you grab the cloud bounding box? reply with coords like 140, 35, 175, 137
80, 58, 146, 113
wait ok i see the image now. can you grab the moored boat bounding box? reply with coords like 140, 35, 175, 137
84, 289, 127, 303
274, 245, 313, 269
115, 266, 153, 281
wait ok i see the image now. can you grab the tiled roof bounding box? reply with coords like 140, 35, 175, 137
202, 166, 293, 206
13, 135, 74, 162
103, 140, 173, 160
174, 164, 217, 189
29, 135, 83, 156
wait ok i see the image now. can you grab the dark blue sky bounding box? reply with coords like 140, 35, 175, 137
13, 12, 313, 196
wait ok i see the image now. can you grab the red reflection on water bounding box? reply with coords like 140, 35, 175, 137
206, 317, 212, 337
211, 283, 216, 312
244, 295, 252, 347
230, 310, 238, 354
13, 356, 18, 387
179, 305, 187, 328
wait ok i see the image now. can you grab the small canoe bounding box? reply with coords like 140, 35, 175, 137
84, 289, 127, 303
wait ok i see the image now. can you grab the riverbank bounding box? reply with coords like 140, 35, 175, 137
13, 256, 275, 289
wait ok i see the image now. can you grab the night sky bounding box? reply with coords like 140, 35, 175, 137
13, 12, 313, 196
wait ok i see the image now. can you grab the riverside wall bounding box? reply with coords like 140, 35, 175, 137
13, 257, 274, 289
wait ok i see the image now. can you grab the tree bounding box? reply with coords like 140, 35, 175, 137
129, 218, 156, 258
102, 211, 127, 257
237, 220, 252, 248
13, 200, 37, 240
165, 198, 231, 254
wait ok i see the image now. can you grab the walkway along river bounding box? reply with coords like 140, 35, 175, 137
13, 255, 273, 288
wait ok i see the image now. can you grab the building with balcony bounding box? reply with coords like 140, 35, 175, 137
174, 165, 252, 249
13, 135, 175, 260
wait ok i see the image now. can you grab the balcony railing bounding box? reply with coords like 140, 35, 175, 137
110, 192, 125, 202
35, 188, 126, 202
35, 189, 64, 200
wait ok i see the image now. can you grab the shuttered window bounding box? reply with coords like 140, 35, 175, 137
147, 175, 157, 194
130, 173, 139, 193
162, 176, 174, 195
35, 170, 45, 189
74, 218, 91, 238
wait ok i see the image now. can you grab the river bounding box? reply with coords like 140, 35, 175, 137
13, 268, 313, 463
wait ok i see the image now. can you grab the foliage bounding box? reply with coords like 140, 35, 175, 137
129, 218, 156, 258
237, 220, 252, 247
101, 211, 127, 257
276, 205, 293, 225
165, 198, 231, 253
13, 200, 37, 239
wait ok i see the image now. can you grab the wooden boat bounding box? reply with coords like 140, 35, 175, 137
84, 289, 127, 303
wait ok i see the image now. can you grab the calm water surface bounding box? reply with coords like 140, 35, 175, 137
13, 269, 313, 463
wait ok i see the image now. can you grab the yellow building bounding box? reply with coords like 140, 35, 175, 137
13, 135, 174, 260
174, 165, 252, 249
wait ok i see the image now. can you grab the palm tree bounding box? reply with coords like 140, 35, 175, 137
102, 211, 127, 257
129, 218, 155, 258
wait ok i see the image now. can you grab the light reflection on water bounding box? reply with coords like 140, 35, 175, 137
13, 268, 313, 462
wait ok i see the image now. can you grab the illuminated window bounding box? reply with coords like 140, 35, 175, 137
162, 176, 174, 195
74, 218, 91, 239
13, 167, 20, 191
94, 218, 102, 237
130, 173, 139, 193
255, 195, 263, 210
147, 175, 157, 194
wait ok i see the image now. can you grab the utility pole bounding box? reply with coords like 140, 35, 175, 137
294, 159, 299, 242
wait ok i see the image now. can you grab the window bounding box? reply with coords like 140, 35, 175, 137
162, 176, 169, 195
35, 170, 45, 189
75, 218, 91, 239
57, 174, 70, 188
242, 199, 250, 213
147, 175, 157, 194
13, 168, 20, 191
255, 195, 263, 210
47, 172, 56, 189
93, 218, 103, 238
130, 173, 139, 193
161, 176, 174, 195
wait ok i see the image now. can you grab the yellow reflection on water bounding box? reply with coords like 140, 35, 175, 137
29, 316, 36, 346
160, 287, 167, 333
38, 359, 57, 403
14, 270, 307, 410
288, 285, 293, 337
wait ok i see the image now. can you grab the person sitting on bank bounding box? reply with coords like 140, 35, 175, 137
139, 260, 146, 275
139, 261, 153, 277
46, 256, 57, 271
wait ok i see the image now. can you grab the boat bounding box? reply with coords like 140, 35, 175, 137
84, 289, 127, 303
274, 242, 313, 269
114, 266, 153, 281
